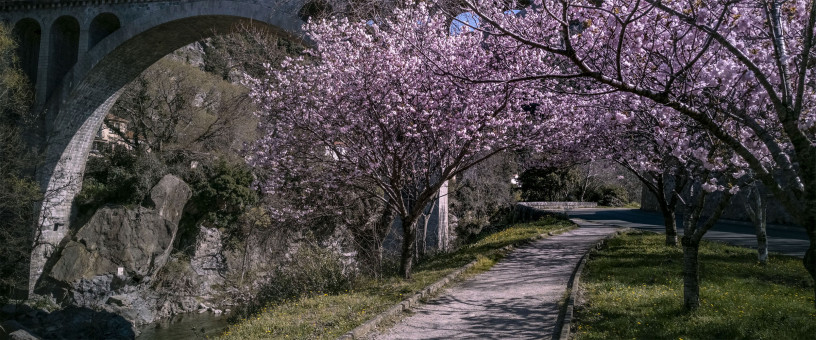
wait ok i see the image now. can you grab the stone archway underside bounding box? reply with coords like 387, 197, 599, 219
0, 0, 309, 295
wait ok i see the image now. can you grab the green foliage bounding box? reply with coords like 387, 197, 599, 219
78, 147, 258, 248
587, 184, 629, 207
519, 167, 581, 201
450, 152, 518, 242
75, 148, 167, 217
0, 174, 39, 302
519, 163, 634, 206
575, 232, 816, 340
187, 160, 258, 242
0, 23, 38, 303
230, 243, 354, 323
0, 23, 33, 124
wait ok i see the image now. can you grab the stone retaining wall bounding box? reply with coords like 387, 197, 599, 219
518, 201, 598, 209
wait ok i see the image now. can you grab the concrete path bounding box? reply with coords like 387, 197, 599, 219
567, 208, 809, 257
371, 221, 618, 340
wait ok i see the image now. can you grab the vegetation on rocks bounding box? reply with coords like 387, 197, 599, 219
222, 216, 574, 339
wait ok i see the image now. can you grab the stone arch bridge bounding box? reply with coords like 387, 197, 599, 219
0, 0, 312, 295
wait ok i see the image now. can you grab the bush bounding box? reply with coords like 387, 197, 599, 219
151, 254, 197, 295
450, 152, 518, 245
518, 167, 581, 202
229, 242, 355, 322
588, 185, 629, 207
76, 147, 167, 218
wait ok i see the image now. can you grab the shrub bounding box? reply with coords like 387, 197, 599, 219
76, 147, 167, 218
518, 167, 581, 202
450, 152, 518, 245
229, 242, 355, 322
588, 185, 629, 207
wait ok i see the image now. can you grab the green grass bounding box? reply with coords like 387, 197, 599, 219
621, 202, 641, 209
574, 231, 816, 340
220, 216, 574, 339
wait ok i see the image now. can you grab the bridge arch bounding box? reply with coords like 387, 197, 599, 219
48, 15, 79, 97
12, 18, 40, 86
32, 0, 306, 294
88, 12, 120, 50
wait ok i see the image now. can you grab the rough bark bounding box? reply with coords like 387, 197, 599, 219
745, 185, 769, 264
663, 209, 678, 247
682, 240, 701, 310
400, 214, 419, 279
679, 182, 732, 311
805, 228, 816, 308
756, 221, 769, 265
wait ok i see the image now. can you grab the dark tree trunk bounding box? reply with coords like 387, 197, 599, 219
755, 220, 769, 265
805, 227, 816, 308
682, 238, 701, 310
663, 209, 678, 246
400, 214, 418, 279
744, 183, 768, 264
800, 198, 816, 308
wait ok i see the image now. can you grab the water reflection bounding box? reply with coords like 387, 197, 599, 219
136, 312, 229, 340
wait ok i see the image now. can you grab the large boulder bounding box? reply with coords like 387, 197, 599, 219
49, 207, 178, 285
40, 175, 191, 324
146, 174, 191, 226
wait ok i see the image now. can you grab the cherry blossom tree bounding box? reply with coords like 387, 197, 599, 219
248, 3, 559, 278
592, 100, 692, 247
459, 0, 816, 308
549, 91, 750, 308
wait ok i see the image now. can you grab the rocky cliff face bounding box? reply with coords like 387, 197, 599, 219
37, 175, 192, 325
190, 226, 227, 296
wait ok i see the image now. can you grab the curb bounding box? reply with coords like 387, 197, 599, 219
337, 225, 575, 340
555, 225, 632, 340
336, 259, 478, 340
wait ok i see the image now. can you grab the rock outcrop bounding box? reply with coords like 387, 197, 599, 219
190, 226, 227, 296
37, 175, 191, 326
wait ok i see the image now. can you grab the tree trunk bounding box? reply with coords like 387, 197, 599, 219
682, 238, 701, 310
400, 215, 418, 279
755, 219, 769, 265
240, 223, 256, 285
805, 233, 816, 309
745, 183, 768, 264
663, 209, 678, 246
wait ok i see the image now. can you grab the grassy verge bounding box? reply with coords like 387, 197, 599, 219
574, 231, 816, 340
221, 216, 574, 339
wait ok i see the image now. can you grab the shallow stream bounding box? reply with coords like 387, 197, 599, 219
136, 312, 230, 340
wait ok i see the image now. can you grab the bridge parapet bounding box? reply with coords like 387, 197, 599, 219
518, 201, 599, 210
1, 1, 169, 11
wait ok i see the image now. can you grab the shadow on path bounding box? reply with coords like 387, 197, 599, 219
372, 222, 617, 340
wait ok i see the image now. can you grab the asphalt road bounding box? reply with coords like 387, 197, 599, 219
567, 208, 810, 257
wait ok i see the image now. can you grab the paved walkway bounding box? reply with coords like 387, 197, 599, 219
371, 220, 618, 340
